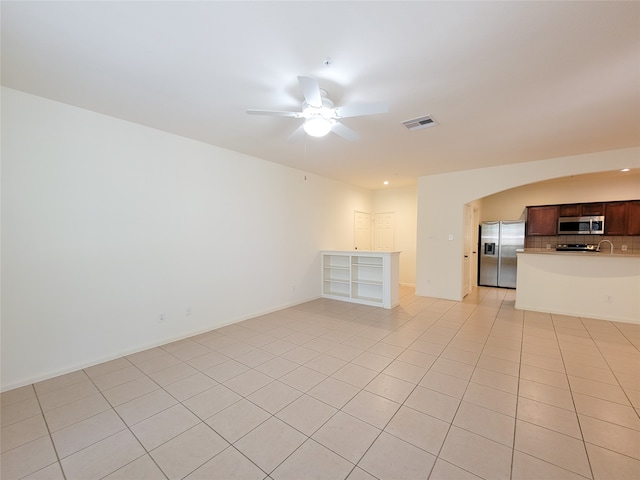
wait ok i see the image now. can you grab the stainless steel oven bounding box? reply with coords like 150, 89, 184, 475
557, 216, 605, 235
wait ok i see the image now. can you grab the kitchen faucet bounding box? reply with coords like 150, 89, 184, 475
597, 239, 614, 254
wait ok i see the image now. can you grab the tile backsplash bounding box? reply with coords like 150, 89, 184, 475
525, 235, 640, 254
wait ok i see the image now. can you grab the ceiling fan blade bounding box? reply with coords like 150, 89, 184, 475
332, 122, 360, 141
246, 109, 302, 117
336, 102, 389, 118
286, 125, 305, 143
298, 76, 323, 108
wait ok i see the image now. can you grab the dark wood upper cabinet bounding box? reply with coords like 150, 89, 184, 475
526, 200, 639, 236
558, 203, 604, 217
581, 203, 605, 216
626, 201, 640, 235
605, 202, 627, 235
558, 204, 580, 217
527, 205, 558, 236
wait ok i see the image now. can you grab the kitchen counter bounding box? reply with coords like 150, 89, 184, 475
518, 249, 640, 258
515, 250, 640, 324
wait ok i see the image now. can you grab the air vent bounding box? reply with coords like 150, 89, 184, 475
402, 115, 438, 131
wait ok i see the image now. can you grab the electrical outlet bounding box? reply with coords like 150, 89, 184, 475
622, 245, 628, 251
546, 244, 551, 250
605, 295, 613, 303
158, 313, 166, 323
186, 307, 191, 316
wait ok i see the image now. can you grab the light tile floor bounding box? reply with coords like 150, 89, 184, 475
2, 287, 639, 479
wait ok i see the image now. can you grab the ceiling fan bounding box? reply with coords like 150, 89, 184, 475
246, 76, 388, 140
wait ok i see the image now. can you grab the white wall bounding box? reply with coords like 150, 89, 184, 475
416, 147, 640, 300
372, 185, 417, 286
1, 88, 372, 391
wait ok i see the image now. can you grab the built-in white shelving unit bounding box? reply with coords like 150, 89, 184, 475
322, 251, 400, 309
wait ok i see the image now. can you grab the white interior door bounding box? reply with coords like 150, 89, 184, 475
463, 204, 474, 297
354, 211, 372, 250
472, 206, 479, 288
374, 212, 394, 251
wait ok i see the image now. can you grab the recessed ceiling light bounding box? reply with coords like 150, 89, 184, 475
383, 181, 389, 185
621, 168, 630, 172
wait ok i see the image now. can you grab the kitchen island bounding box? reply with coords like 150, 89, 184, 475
515, 250, 640, 324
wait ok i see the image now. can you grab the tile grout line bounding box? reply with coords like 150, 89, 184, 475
282, 295, 443, 476
398, 287, 509, 478
260, 292, 460, 478
333, 295, 459, 479
85, 364, 170, 480
92, 345, 275, 479
572, 315, 640, 465
175, 294, 421, 478
422, 288, 498, 479
29, 384, 68, 480
5, 287, 637, 479
510, 306, 526, 480
580, 317, 640, 417
550, 313, 595, 480
514, 313, 600, 479
223, 301, 407, 478
437, 289, 518, 479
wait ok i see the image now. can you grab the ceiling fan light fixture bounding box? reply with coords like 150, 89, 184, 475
303, 116, 333, 137
247, 76, 386, 141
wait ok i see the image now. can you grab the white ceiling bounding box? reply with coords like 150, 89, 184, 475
2, 1, 639, 189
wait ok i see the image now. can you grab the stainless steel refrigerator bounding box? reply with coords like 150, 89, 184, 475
479, 221, 525, 288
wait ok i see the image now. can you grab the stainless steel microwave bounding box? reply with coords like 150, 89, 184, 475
557, 216, 605, 235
